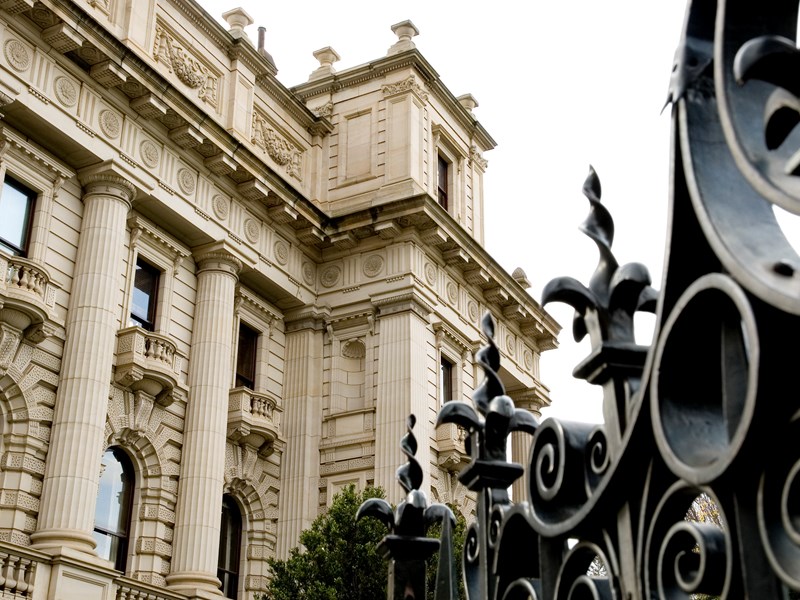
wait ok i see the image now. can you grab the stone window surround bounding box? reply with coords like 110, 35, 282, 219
432, 320, 471, 406
431, 124, 464, 219
122, 215, 189, 336
0, 127, 73, 267
232, 286, 281, 393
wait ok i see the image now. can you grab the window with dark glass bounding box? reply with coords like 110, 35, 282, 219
440, 356, 454, 405
93, 447, 134, 572
235, 322, 258, 389
130, 258, 159, 331
437, 154, 449, 210
218, 495, 242, 599
0, 175, 36, 256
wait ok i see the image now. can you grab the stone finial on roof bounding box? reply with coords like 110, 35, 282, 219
222, 7, 254, 36
457, 94, 479, 113
388, 20, 419, 55
309, 46, 341, 81
512, 267, 531, 289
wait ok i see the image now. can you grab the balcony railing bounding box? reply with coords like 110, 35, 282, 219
0, 540, 47, 598
228, 387, 282, 456
115, 327, 186, 405
114, 577, 188, 600
0, 254, 59, 338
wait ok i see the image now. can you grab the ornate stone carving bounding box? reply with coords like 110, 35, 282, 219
505, 334, 515, 355
177, 168, 195, 194
381, 75, 428, 102
362, 254, 384, 278
53, 76, 78, 107
139, 140, 160, 169
4, 40, 30, 72
341, 338, 366, 359
523, 349, 533, 370
320, 266, 341, 288
87, 0, 110, 15
302, 262, 314, 286
468, 300, 479, 323
446, 282, 458, 305
251, 113, 302, 180
470, 144, 489, 170
273, 240, 289, 265
153, 24, 218, 107
212, 194, 229, 220
311, 102, 334, 118
424, 262, 436, 286
244, 218, 260, 244
98, 109, 121, 139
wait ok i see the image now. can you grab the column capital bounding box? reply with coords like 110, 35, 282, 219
509, 387, 550, 415
193, 246, 242, 278
284, 305, 330, 333
372, 290, 432, 320
78, 161, 139, 207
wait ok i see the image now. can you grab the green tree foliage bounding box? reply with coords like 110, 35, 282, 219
262, 485, 388, 600
260, 486, 468, 600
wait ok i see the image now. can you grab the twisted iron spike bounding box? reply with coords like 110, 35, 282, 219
579, 166, 619, 302
473, 313, 506, 416
396, 414, 423, 494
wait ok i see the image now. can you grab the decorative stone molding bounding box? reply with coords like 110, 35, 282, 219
153, 24, 218, 108
53, 76, 78, 107
212, 194, 229, 220
115, 327, 186, 406
139, 140, 160, 169
387, 20, 419, 55
273, 240, 289, 265
244, 218, 260, 244
320, 266, 341, 288
98, 109, 121, 139
311, 102, 334, 118
362, 254, 384, 278
251, 112, 302, 180
176, 168, 195, 195
341, 338, 366, 359
470, 144, 489, 170
381, 74, 428, 103
0, 256, 59, 342
372, 292, 432, 319
4, 39, 30, 72
301, 262, 314, 286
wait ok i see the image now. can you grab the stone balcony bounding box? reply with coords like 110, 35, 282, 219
114, 327, 186, 406
227, 387, 282, 456
436, 421, 470, 473
0, 253, 60, 342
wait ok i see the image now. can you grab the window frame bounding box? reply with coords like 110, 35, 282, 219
217, 494, 243, 599
129, 256, 160, 331
0, 174, 37, 257
232, 287, 281, 392
439, 354, 455, 405
437, 153, 449, 211
93, 446, 135, 572
235, 321, 259, 389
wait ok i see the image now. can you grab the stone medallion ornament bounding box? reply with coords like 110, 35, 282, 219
320, 266, 341, 288
363, 254, 384, 278
524, 350, 533, 371
446, 282, 458, 305
424, 263, 436, 286
506, 334, 515, 356
468, 301, 479, 323
54, 77, 78, 107
177, 168, 196, 194
244, 218, 260, 244
98, 110, 121, 139
302, 262, 315, 286
4, 40, 30, 72
140, 140, 160, 169
212, 195, 229, 220
273, 241, 289, 265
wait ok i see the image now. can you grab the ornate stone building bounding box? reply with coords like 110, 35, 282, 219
0, 0, 558, 598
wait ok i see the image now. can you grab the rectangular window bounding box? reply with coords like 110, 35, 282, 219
437, 155, 449, 210
130, 258, 159, 331
440, 356, 454, 405
235, 322, 258, 389
0, 175, 36, 256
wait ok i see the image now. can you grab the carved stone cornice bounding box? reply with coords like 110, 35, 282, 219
372, 291, 432, 320
381, 74, 428, 103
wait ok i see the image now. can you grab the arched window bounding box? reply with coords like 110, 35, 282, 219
93, 447, 134, 571
218, 495, 242, 599
217, 494, 242, 600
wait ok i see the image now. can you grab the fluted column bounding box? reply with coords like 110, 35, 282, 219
509, 390, 545, 503
374, 295, 432, 499
275, 310, 324, 559
167, 249, 240, 595
32, 174, 135, 553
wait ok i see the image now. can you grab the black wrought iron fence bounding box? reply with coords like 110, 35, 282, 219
359, 1, 800, 598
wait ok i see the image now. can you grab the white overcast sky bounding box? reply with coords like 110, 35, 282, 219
201, 0, 689, 423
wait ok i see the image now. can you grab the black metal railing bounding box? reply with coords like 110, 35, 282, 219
360, 1, 800, 598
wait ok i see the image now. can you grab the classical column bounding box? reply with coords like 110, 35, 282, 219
374, 294, 432, 499
509, 390, 546, 503
32, 173, 135, 553
275, 310, 324, 559
167, 249, 240, 595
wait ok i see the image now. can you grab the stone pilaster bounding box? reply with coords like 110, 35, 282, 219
32, 174, 135, 553
275, 310, 324, 559
167, 249, 240, 595
373, 293, 432, 499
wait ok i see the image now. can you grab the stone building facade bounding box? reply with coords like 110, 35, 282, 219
0, 0, 559, 598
